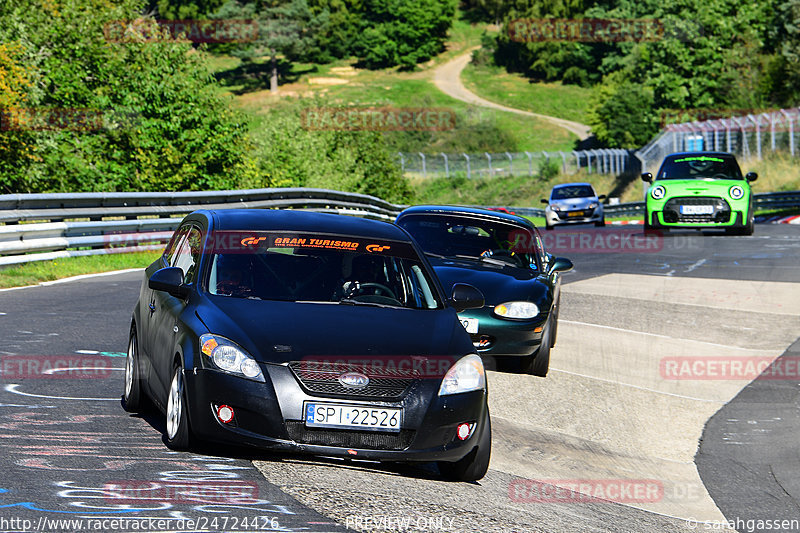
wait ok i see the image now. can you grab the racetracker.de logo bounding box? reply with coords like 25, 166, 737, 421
298, 355, 457, 380
103, 480, 258, 504
511, 228, 664, 255
0, 108, 138, 132
660, 356, 800, 380
509, 478, 664, 504
0, 355, 112, 379
508, 18, 672, 43
104, 19, 258, 43
300, 107, 457, 131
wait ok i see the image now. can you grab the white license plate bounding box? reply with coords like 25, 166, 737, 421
304, 402, 402, 432
680, 205, 714, 215
460, 317, 479, 334
567, 210, 586, 217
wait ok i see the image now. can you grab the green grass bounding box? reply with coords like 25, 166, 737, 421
461, 63, 592, 125
0, 251, 161, 289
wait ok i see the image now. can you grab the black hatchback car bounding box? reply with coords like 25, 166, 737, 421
123, 209, 491, 481
396, 206, 573, 377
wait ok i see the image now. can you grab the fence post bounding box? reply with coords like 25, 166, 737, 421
524, 151, 532, 176
505, 152, 513, 175
560, 151, 567, 173
485, 152, 492, 177
418, 152, 426, 178
770, 113, 776, 153
462, 153, 471, 179
397, 152, 405, 173
440, 153, 449, 178
782, 110, 794, 156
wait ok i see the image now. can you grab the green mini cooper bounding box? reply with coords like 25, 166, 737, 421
641, 152, 757, 235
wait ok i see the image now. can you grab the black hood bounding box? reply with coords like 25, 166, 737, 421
195, 297, 472, 364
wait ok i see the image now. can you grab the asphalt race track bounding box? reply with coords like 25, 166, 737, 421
1, 224, 799, 533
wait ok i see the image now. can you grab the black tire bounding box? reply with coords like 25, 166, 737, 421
122, 326, 143, 412
549, 302, 560, 348
524, 319, 552, 377
545, 222, 554, 230
165, 363, 192, 450
438, 412, 491, 482
595, 219, 606, 227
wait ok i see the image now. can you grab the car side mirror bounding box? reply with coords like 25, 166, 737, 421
641, 173, 653, 183
149, 267, 190, 299
745, 172, 758, 182
540, 198, 549, 205
598, 194, 607, 201
549, 257, 574, 274
450, 283, 484, 313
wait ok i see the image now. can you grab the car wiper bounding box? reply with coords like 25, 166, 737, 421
338, 298, 401, 309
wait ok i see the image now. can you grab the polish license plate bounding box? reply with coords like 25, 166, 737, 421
305, 402, 402, 432
460, 317, 479, 334
567, 211, 586, 217
680, 205, 714, 215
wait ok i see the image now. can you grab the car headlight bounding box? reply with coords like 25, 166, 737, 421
588, 202, 598, 209
438, 354, 485, 396
550, 204, 561, 211
494, 301, 540, 319
200, 334, 265, 382
729, 185, 745, 200
651, 185, 666, 200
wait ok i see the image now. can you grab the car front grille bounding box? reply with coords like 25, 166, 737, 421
285, 421, 415, 450
663, 196, 731, 223
288, 361, 417, 400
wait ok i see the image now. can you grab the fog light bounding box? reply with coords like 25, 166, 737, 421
457, 422, 475, 441
216, 404, 234, 424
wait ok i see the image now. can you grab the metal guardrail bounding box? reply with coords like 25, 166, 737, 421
0, 189, 405, 267
2, 188, 799, 267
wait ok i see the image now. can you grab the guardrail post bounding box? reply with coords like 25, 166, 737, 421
463, 153, 470, 179
441, 153, 449, 178
524, 151, 532, 176
418, 152, 426, 178
505, 152, 513, 175
485, 152, 493, 177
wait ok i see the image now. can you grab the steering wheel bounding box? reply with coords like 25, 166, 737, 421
216, 280, 253, 297
711, 173, 730, 180
481, 249, 524, 266
357, 282, 397, 299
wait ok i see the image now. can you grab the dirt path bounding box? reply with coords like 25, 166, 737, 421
432, 49, 592, 140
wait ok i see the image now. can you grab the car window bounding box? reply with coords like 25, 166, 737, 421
657, 155, 743, 180
163, 225, 189, 265
551, 185, 595, 199
206, 232, 442, 309
172, 226, 202, 284
398, 214, 541, 270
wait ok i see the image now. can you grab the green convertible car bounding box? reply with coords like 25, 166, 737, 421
641, 152, 757, 235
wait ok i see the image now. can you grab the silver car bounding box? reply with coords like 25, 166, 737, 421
541, 182, 606, 230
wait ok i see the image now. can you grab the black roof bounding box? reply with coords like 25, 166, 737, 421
192, 209, 412, 241
396, 205, 535, 229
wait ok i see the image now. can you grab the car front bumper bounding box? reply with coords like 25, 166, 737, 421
546, 207, 604, 226
183, 365, 488, 463
459, 307, 549, 357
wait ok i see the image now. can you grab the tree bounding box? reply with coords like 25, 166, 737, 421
0, 0, 255, 193
214, 0, 325, 92
587, 71, 659, 148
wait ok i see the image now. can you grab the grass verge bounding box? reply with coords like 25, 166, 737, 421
0, 251, 161, 289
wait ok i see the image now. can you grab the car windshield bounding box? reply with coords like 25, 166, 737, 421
551, 185, 595, 199
657, 155, 743, 180
398, 214, 541, 270
206, 232, 441, 309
